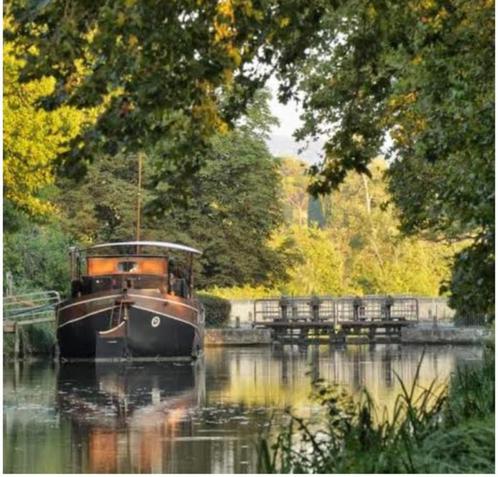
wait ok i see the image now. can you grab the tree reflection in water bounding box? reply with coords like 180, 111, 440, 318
3, 344, 483, 473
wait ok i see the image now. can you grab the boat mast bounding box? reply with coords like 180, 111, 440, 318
136, 152, 143, 255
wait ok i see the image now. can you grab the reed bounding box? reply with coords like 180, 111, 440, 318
258, 349, 495, 474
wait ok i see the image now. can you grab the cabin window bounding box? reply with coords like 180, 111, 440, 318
118, 261, 138, 272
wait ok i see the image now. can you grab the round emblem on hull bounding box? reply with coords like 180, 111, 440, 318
151, 316, 161, 328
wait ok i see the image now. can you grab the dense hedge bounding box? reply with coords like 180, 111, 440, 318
197, 293, 231, 328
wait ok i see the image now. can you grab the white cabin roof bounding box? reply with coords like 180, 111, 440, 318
86, 241, 202, 255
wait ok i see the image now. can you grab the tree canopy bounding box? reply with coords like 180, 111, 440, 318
55, 90, 288, 289
284, 0, 494, 317
210, 156, 458, 299
264, 157, 458, 298
9, 0, 324, 187
3, 20, 95, 217
6, 0, 494, 317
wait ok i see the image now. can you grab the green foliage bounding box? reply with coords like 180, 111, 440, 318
211, 157, 459, 299
55, 90, 289, 290
207, 284, 280, 300
445, 240, 495, 323
4, 319, 56, 358
282, 0, 493, 318
56, 153, 150, 243
10, 0, 324, 192
409, 420, 494, 474
444, 348, 495, 425
22, 322, 56, 355
197, 293, 231, 328
259, 352, 495, 474
22, 323, 56, 357
238, 157, 457, 299
4, 212, 73, 295
154, 126, 288, 289
3, 16, 95, 217
322, 158, 458, 296
272, 224, 346, 296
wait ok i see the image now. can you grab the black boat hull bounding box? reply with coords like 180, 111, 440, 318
57, 304, 202, 360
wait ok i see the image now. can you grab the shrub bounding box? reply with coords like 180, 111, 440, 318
23, 322, 56, 355
4, 220, 73, 296
197, 292, 231, 328
206, 284, 280, 300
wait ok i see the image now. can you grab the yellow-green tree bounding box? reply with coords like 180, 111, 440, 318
271, 224, 346, 296
280, 156, 309, 226
210, 156, 458, 299
324, 158, 459, 296
268, 157, 458, 298
3, 36, 91, 217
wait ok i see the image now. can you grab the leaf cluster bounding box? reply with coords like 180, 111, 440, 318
9, 0, 326, 184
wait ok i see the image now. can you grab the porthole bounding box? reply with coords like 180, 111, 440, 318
151, 316, 161, 328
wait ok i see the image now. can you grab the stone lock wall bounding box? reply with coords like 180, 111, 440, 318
205, 328, 271, 346
401, 325, 492, 345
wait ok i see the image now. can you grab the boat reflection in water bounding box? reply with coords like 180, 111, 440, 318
57, 361, 205, 473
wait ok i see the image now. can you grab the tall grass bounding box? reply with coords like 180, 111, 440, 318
258, 349, 495, 474
3, 321, 56, 358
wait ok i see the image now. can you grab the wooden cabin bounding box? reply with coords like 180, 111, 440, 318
68, 242, 200, 300
87, 256, 167, 276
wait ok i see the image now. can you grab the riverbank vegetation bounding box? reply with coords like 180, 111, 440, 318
4, 74, 457, 302
3, 322, 55, 358
4, 1, 493, 324
4, 151, 460, 300
210, 157, 460, 299
258, 347, 495, 473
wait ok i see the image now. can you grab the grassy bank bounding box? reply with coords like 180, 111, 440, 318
3, 322, 56, 359
258, 346, 495, 474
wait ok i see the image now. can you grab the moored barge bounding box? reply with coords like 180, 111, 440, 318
56, 241, 204, 361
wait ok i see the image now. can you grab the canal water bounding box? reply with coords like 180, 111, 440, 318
4, 344, 482, 473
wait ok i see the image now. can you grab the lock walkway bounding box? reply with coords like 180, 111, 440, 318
252, 295, 418, 344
